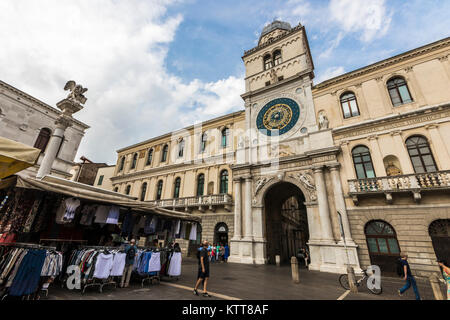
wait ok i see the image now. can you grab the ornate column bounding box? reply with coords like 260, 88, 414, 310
340, 141, 356, 180
328, 163, 354, 244
243, 176, 253, 240
37, 82, 87, 178
312, 166, 334, 242
232, 177, 242, 239
426, 124, 450, 170
367, 135, 387, 177
390, 130, 414, 174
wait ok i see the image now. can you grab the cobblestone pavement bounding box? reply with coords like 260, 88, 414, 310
43, 258, 442, 300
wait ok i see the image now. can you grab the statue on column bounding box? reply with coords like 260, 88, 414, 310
64, 80, 88, 105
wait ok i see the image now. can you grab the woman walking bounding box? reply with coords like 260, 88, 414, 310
438, 260, 450, 300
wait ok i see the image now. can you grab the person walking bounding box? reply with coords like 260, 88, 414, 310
224, 244, 230, 263
216, 244, 220, 262
219, 245, 225, 262
193, 241, 211, 297
121, 239, 137, 288
397, 252, 421, 300
437, 260, 450, 300
210, 245, 215, 263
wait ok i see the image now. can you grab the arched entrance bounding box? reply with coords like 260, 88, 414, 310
214, 223, 229, 246
429, 219, 450, 263
365, 220, 400, 276
264, 182, 309, 264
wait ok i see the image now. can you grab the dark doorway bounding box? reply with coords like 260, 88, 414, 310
214, 222, 229, 246
264, 182, 309, 264
365, 220, 401, 277
429, 219, 450, 263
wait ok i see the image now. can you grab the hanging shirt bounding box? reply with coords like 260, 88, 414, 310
93, 253, 114, 279
167, 252, 182, 276
106, 206, 120, 224
148, 252, 161, 272
80, 205, 97, 226
179, 222, 187, 239
94, 205, 110, 224
144, 215, 154, 234
189, 223, 197, 240
110, 252, 126, 276
175, 220, 181, 236
62, 198, 81, 222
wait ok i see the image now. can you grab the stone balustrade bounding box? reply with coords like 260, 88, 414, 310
348, 170, 450, 205
147, 193, 233, 212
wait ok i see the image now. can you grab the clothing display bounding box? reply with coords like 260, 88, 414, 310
94, 206, 110, 224
179, 222, 187, 239
79, 205, 97, 226
167, 252, 182, 277
189, 223, 197, 240
93, 253, 114, 279
110, 252, 126, 276
62, 198, 81, 222
106, 206, 120, 225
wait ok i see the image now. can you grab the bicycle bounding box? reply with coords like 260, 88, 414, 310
339, 268, 383, 295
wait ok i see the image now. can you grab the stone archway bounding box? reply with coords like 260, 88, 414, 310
263, 181, 309, 264
214, 222, 229, 246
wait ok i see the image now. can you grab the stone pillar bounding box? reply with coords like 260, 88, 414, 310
312, 166, 334, 242
390, 131, 415, 174
232, 177, 242, 240
243, 176, 253, 240
36, 117, 71, 178
354, 83, 370, 120
368, 135, 387, 177
426, 124, 450, 170
328, 164, 354, 244
340, 141, 356, 180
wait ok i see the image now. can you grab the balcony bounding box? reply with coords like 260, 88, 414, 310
348, 170, 450, 205
147, 194, 233, 213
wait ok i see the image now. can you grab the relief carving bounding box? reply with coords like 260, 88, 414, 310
288, 171, 317, 201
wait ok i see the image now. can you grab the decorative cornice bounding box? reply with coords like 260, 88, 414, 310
313, 37, 450, 90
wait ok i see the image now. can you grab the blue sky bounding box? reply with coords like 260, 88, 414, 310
0, 0, 449, 164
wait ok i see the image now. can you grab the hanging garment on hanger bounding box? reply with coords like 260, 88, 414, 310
62, 198, 81, 222
80, 205, 97, 226
131, 215, 142, 236
167, 252, 182, 276
106, 206, 120, 224
110, 252, 126, 276
175, 220, 181, 237
94, 205, 110, 224
179, 222, 187, 239
144, 215, 154, 234
93, 252, 114, 279
189, 223, 197, 240
147, 251, 161, 272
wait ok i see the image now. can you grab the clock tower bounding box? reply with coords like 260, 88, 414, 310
229, 21, 361, 274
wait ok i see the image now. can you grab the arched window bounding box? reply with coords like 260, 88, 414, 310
161, 144, 168, 162
125, 185, 131, 195
140, 182, 147, 201
197, 174, 205, 196
406, 136, 438, 173
119, 156, 125, 172
173, 177, 181, 198
114, 187, 118, 192
156, 180, 163, 200
340, 92, 360, 118
130, 153, 138, 169
387, 77, 413, 107
352, 146, 375, 179
221, 128, 229, 148
178, 139, 185, 158
219, 170, 229, 194
263, 54, 272, 70
146, 149, 153, 166
273, 50, 282, 66
34, 128, 52, 153
200, 132, 207, 153
365, 220, 400, 255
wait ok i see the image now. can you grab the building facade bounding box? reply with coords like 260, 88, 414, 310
69, 156, 107, 186
112, 21, 450, 276
93, 165, 116, 191
0, 80, 89, 179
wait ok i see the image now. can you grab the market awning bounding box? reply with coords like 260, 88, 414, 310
13, 175, 201, 222
0, 137, 41, 179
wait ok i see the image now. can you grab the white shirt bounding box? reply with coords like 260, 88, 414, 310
93, 253, 114, 279
106, 206, 120, 224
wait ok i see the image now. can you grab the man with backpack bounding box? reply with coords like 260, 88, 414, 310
121, 239, 137, 288
397, 252, 421, 300
193, 240, 211, 297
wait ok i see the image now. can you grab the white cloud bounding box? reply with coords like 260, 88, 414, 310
0, 0, 244, 164
318, 32, 344, 59
315, 66, 345, 84
329, 0, 392, 42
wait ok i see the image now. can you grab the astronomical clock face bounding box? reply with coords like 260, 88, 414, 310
256, 98, 300, 136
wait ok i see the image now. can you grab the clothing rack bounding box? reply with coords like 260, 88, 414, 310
0, 242, 56, 251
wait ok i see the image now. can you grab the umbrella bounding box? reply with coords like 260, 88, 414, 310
0, 136, 41, 179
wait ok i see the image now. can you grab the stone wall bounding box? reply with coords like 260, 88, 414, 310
199, 212, 234, 245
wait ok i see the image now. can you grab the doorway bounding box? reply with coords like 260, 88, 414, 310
214, 222, 229, 246
429, 219, 450, 263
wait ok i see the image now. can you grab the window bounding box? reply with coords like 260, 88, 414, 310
156, 180, 163, 200
200, 132, 207, 153
119, 157, 125, 172
140, 182, 147, 201
406, 136, 438, 173
178, 139, 185, 158
97, 175, 104, 186
130, 153, 138, 169
33, 128, 51, 153
278, 76, 284, 82
197, 174, 205, 196
125, 185, 131, 195
340, 92, 360, 118
161, 144, 168, 162
365, 220, 400, 255
273, 50, 282, 66
173, 177, 181, 198
221, 128, 229, 148
265, 81, 271, 86
263, 54, 272, 70
352, 146, 376, 179
146, 149, 153, 166
387, 77, 413, 107
114, 187, 118, 192
220, 170, 228, 194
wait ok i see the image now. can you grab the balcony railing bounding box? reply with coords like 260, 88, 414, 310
147, 194, 233, 212
348, 170, 450, 205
